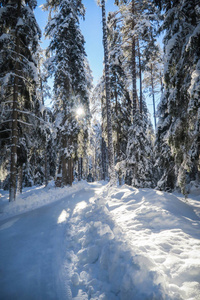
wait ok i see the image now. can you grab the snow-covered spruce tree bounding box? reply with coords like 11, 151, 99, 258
44, 0, 91, 186
107, 12, 132, 184
36, 47, 54, 187
15, 47, 54, 190
126, 108, 155, 188
154, 92, 176, 191
90, 80, 109, 181
113, 0, 157, 187
97, 0, 116, 184
0, 0, 41, 201
154, 0, 200, 194
75, 58, 93, 182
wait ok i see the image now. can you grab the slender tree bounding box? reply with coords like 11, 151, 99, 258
99, 0, 116, 184
143, 45, 163, 129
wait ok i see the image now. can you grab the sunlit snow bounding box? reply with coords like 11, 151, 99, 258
57, 209, 70, 224
0, 181, 200, 299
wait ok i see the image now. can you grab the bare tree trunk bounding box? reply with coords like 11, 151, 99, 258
101, 136, 107, 181
9, 0, 21, 202
17, 165, 23, 194
115, 88, 122, 185
138, 39, 142, 114
61, 135, 68, 186
151, 63, 157, 128
80, 157, 83, 179
132, 0, 137, 116
41, 79, 48, 187
101, 0, 116, 184
68, 158, 73, 186
44, 145, 48, 187
160, 71, 164, 94
78, 158, 81, 181
78, 157, 83, 181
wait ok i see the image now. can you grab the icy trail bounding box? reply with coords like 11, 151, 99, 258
0, 182, 200, 299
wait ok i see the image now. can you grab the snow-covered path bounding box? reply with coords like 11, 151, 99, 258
0, 182, 200, 300
0, 186, 96, 300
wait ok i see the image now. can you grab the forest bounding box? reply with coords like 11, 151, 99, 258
0, 0, 200, 202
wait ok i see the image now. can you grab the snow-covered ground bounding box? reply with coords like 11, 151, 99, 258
0, 181, 200, 299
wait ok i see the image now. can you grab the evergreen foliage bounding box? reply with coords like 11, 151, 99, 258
154, 0, 200, 194
44, 0, 91, 186
126, 112, 155, 187
0, 0, 41, 200
109, 0, 159, 187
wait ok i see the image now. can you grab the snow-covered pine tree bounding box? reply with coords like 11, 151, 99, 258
0, 0, 41, 201
154, 0, 200, 194
44, 0, 91, 186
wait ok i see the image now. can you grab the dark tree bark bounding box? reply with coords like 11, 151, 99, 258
138, 39, 142, 114
115, 88, 122, 185
101, 0, 116, 184
61, 135, 68, 186
17, 165, 23, 194
151, 63, 157, 128
9, 0, 21, 202
132, 0, 137, 116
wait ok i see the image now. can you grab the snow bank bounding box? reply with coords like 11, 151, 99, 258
0, 181, 89, 221
64, 183, 200, 300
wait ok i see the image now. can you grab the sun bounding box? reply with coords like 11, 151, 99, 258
76, 107, 84, 117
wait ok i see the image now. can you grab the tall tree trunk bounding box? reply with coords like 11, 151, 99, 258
17, 165, 23, 194
138, 39, 142, 114
160, 71, 164, 94
115, 88, 122, 185
68, 158, 73, 186
67, 136, 73, 186
101, 136, 107, 181
132, 0, 137, 116
9, 0, 21, 202
44, 145, 48, 187
78, 157, 83, 181
151, 63, 157, 128
41, 78, 49, 187
78, 158, 81, 181
101, 0, 116, 184
61, 134, 68, 186
80, 157, 83, 179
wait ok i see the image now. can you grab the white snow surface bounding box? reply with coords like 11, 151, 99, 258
0, 181, 200, 299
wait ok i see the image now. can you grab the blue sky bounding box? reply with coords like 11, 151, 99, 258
35, 0, 117, 85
